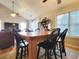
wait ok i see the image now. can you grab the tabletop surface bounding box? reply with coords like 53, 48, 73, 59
19, 31, 51, 37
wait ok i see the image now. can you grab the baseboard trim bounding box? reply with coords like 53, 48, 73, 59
65, 44, 79, 51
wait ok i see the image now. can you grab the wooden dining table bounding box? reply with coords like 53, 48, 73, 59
19, 31, 52, 59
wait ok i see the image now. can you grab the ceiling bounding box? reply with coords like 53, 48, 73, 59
0, 0, 79, 20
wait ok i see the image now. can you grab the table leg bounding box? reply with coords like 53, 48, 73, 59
28, 38, 37, 59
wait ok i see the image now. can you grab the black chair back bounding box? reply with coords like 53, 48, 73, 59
13, 31, 26, 46
13, 30, 28, 59
37, 28, 60, 59
60, 29, 68, 42
57, 28, 68, 57
50, 28, 60, 45
44, 28, 60, 47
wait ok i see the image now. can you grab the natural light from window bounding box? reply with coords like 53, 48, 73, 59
57, 10, 79, 36
19, 22, 26, 31
29, 20, 39, 31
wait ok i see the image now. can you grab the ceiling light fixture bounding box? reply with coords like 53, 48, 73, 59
10, 0, 17, 17
42, 0, 47, 3
57, 0, 61, 4
42, 0, 61, 4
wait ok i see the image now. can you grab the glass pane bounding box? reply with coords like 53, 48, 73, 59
70, 11, 79, 36
57, 13, 69, 32
19, 22, 26, 31
29, 20, 39, 31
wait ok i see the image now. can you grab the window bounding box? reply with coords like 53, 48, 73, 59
19, 22, 26, 31
57, 13, 69, 32
29, 20, 39, 31
70, 11, 79, 36
57, 10, 79, 36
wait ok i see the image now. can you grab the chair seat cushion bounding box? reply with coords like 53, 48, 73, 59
19, 40, 28, 47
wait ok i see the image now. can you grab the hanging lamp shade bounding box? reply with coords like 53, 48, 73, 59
11, 12, 16, 17
57, 0, 61, 4
42, 0, 47, 3
10, 0, 17, 17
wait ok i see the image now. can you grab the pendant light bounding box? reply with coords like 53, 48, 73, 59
10, 0, 16, 17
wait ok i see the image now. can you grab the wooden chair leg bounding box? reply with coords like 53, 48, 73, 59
37, 47, 40, 59
62, 44, 66, 56
22, 48, 27, 59
24, 48, 26, 57
63, 47, 66, 56
59, 42, 62, 59
46, 49, 51, 59
64, 50, 66, 56
20, 48, 23, 59
49, 49, 53, 56
16, 47, 19, 59
45, 50, 47, 59
53, 48, 57, 59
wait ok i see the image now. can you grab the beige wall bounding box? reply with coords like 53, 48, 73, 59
48, 16, 56, 29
